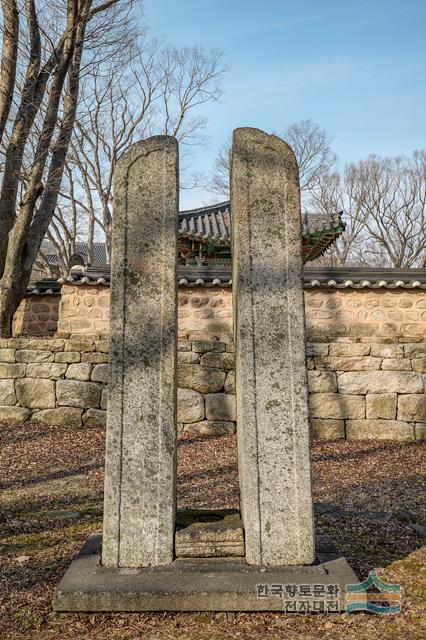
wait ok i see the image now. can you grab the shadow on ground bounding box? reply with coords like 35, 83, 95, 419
0, 424, 425, 639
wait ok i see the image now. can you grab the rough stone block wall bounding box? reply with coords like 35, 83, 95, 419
307, 342, 426, 440
0, 337, 425, 441
0, 337, 108, 427
12, 295, 60, 336
177, 340, 236, 435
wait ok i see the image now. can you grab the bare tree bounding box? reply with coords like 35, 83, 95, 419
49, 40, 226, 268
209, 119, 337, 200
0, 0, 136, 335
0, 0, 18, 142
311, 151, 426, 267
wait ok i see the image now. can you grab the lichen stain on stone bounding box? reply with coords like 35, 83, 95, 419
265, 399, 280, 411
124, 268, 140, 287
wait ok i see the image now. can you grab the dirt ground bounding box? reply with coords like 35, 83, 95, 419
0, 423, 425, 640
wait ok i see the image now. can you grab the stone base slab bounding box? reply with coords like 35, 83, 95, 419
53, 532, 359, 612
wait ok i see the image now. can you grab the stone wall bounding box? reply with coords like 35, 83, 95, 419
0, 337, 108, 427
1, 336, 425, 440
305, 288, 426, 340
56, 284, 110, 335
15, 284, 426, 341
307, 342, 426, 440
13, 295, 60, 336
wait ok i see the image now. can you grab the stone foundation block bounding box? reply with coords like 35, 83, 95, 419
182, 420, 236, 435
0, 379, 16, 405
338, 371, 423, 394
178, 364, 226, 394
224, 371, 235, 394
0, 405, 31, 424
307, 370, 337, 393
56, 380, 101, 409
0, 363, 26, 378
66, 363, 92, 381
0, 348, 16, 363
309, 393, 365, 419
83, 408, 107, 427
15, 378, 55, 409
310, 419, 345, 440
315, 356, 381, 371
15, 349, 54, 363
346, 419, 414, 441
26, 363, 67, 380
205, 393, 236, 421
199, 352, 234, 370
53, 531, 359, 612
177, 388, 204, 424
328, 345, 374, 359
366, 393, 397, 420
412, 357, 426, 373
54, 352, 81, 364
397, 395, 426, 422
192, 341, 226, 354
32, 407, 83, 427
91, 364, 109, 383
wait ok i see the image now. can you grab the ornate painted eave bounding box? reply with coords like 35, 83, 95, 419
178, 202, 345, 262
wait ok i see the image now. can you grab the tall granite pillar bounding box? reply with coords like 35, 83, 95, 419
231, 128, 315, 566
102, 136, 178, 568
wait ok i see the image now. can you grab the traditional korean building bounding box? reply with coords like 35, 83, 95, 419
179, 201, 344, 269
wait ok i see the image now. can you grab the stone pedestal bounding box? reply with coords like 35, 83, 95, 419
54, 531, 358, 612
231, 127, 315, 565
102, 136, 178, 567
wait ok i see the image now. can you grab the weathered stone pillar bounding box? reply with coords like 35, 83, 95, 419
102, 136, 178, 568
231, 128, 315, 566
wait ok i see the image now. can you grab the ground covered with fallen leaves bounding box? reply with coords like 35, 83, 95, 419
0, 423, 425, 639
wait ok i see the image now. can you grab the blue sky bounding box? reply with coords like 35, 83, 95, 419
144, 0, 426, 208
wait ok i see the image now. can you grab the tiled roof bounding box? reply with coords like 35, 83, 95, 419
40, 242, 108, 267
178, 202, 344, 244
179, 202, 231, 242
26, 267, 426, 295
39, 204, 344, 268
303, 267, 426, 289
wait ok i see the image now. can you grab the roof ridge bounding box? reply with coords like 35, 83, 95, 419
179, 201, 230, 217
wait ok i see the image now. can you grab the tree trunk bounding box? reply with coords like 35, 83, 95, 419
0, 0, 19, 144
0, 265, 26, 336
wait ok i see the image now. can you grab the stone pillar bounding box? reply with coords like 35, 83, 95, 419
231, 128, 315, 566
102, 136, 178, 568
